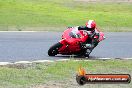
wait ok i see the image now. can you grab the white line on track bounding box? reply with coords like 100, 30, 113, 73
0, 58, 131, 67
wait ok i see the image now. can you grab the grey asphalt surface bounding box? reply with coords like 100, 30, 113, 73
0, 32, 132, 62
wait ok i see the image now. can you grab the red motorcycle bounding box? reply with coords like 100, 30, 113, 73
48, 27, 105, 57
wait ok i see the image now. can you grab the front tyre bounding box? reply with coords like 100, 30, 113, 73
48, 42, 62, 56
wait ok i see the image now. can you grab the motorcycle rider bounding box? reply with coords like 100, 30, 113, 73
78, 20, 100, 49
68, 20, 102, 57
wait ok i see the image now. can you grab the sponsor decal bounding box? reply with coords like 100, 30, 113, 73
76, 67, 131, 85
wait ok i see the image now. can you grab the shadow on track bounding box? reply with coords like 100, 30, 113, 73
48, 55, 101, 60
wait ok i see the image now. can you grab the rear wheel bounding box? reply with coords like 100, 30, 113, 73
48, 42, 62, 56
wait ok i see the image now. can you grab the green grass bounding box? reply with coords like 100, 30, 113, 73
0, 0, 132, 31
0, 60, 132, 88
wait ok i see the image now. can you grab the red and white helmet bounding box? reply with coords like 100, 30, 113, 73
86, 20, 96, 29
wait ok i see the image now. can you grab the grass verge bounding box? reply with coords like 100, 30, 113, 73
0, 0, 132, 31
0, 59, 132, 88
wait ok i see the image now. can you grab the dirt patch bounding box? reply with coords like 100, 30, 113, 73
31, 79, 132, 88
32, 84, 63, 88
31, 79, 80, 88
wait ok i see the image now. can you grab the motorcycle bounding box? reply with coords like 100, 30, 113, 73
48, 27, 105, 57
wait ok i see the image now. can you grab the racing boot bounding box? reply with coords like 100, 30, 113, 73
84, 43, 95, 58
84, 48, 92, 58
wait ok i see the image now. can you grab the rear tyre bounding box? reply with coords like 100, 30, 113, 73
48, 42, 62, 56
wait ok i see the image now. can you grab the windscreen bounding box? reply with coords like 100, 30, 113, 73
69, 32, 81, 38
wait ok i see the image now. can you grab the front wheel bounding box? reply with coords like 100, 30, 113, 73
48, 42, 62, 56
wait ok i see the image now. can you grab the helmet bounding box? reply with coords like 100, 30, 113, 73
86, 20, 96, 29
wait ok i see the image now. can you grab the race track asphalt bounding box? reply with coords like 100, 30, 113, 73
0, 32, 132, 62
